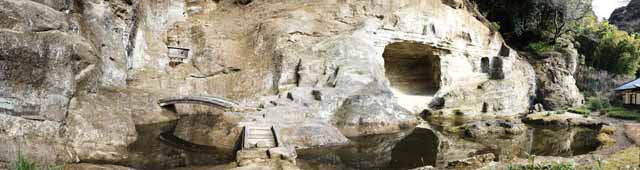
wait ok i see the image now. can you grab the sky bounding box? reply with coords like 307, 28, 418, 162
592, 0, 629, 20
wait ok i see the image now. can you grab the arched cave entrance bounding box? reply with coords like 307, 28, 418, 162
383, 42, 442, 111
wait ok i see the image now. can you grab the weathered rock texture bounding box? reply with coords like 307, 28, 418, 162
574, 66, 635, 98
0, 0, 547, 168
610, 0, 640, 33
529, 41, 584, 110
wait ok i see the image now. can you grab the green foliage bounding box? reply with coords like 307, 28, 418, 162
491, 21, 501, 31
554, 110, 566, 115
507, 162, 575, 170
528, 41, 556, 55
473, 0, 592, 46
576, 17, 640, 75
586, 96, 611, 111
605, 107, 640, 121
15, 154, 37, 170
14, 153, 63, 170
568, 106, 590, 116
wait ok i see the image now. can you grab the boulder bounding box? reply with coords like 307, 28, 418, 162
523, 112, 604, 129
0, 114, 75, 165
64, 91, 138, 163
530, 40, 584, 110
334, 93, 418, 137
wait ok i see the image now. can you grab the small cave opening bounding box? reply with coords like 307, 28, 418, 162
383, 42, 442, 112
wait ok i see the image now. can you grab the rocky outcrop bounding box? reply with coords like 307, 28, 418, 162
610, 0, 640, 33
0, 114, 74, 165
0, 28, 99, 122
523, 112, 604, 129
0, 0, 545, 168
574, 66, 635, 98
529, 41, 584, 110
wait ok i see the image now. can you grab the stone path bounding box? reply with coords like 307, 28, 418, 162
624, 123, 640, 145
593, 112, 636, 155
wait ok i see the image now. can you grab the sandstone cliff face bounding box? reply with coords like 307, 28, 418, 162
610, 0, 640, 33
529, 41, 584, 110
1, 0, 538, 168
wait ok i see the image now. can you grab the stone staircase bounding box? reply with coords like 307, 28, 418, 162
243, 125, 278, 149
236, 124, 297, 167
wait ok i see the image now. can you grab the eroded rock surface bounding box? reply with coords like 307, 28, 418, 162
0, 0, 560, 169
610, 0, 640, 33
529, 40, 584, 110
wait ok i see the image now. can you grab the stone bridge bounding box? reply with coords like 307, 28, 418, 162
158, 96, 239, 109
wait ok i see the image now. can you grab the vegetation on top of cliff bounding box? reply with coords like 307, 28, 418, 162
576, 16, 640, 75
474, 0, 640, 76
472, 0, 592, 46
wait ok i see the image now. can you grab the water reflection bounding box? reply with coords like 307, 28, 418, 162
527, 125, 601, 157
298, 127, 440, 170
126, 121, 234, 170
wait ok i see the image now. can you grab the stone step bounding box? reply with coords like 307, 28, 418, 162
248, 131, 273, 135
248, 139, 276, 143
248, 134, 274, 138
248, 128, 272, 131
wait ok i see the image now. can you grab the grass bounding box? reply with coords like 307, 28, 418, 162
15, 154, 37, 170
14, 153, 62, 170
507, 162, 574, 170
568, 106, 590, 116
602, 147, 640, 170
604, 107, 640, 121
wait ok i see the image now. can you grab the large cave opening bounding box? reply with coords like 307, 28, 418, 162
383, 42, 442, 112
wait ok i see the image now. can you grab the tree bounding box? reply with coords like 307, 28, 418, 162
547, 0, 593, 42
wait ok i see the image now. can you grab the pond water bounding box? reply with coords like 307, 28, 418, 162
126, 121, 234, 170
128, 119, 601, 170
526, 125, 601, 157
297, 128, 440, 170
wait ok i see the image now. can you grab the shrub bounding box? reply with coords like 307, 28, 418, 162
587, 97, 610, 111
528, 41, 556, 55
605, 107, 640, 121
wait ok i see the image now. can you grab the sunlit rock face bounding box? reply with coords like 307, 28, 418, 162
529, 40, 584, 110
0, 0, 537, 167
610, 0, 640, 33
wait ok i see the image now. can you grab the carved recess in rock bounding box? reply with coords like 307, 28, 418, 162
383, 41, 442, 113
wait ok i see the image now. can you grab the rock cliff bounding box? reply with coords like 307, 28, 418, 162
610, 0, 640, 33
0, 0, 546, 169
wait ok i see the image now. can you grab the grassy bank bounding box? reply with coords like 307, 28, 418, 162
604, 107, 640, 121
